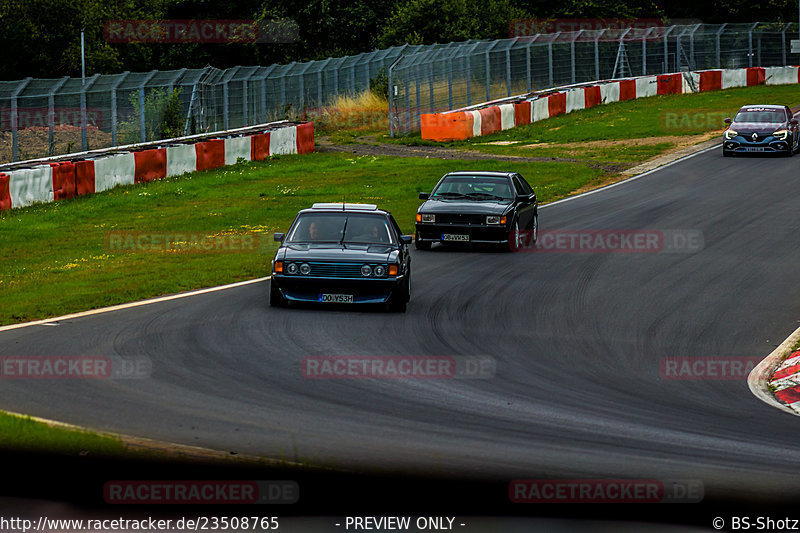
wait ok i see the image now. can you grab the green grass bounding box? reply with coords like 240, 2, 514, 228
382, 83, 800, 146
0, 411, 126, 455
0, 153, 602, 325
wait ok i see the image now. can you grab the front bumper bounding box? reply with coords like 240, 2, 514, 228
723, 135, 791, 154
271, 274, 406, 304
415, 223, 510, 244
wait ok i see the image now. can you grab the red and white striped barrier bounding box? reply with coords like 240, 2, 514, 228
421, 66, 800, 141
0, 122, 314, 211
769, 351, 800, 414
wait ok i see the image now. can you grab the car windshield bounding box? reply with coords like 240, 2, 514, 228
286, 213, 392, 244
431, 176, 512, 202
734, 109, 786, 123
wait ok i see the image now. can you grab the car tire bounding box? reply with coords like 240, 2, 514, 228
722, 150, 732, 157
388, 276, 409, 313
269, 281, 286, 307
530, 211, 538, 244
414, 233, 431, 251
508, 219, 521, 252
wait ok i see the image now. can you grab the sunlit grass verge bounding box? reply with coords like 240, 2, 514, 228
0, 152, 602, 325
308, 91, 390, 141
0, 410, 126, 455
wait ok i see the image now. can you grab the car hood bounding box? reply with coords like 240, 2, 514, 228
730, 121, 787, 134
278, 243, 395, 262
418, 199, 511, 215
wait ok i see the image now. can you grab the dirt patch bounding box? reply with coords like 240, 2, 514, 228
518, 132, 721, 152
316, 136, 629, 173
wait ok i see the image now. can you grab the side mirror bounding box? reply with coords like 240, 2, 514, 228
724, 118, 732, 124
400, 235, 413, 245
516, 194, 528, 203
791, 118, 798, 125
273, 233, 284, 242
419, 192, 430, 200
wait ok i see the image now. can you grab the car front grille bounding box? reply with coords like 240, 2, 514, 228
435, 213, 487, 225
303, 262, 364, 278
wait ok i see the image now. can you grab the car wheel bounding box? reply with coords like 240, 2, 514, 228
722, 150, 731, 157
414, 232, 431, 251
269, 281, 286, 307
508, 219, 521, 252
530, 211, 538, 244
388, 277, 409, 313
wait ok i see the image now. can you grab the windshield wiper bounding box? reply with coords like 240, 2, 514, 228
465, 192, 507, 201
433, 192, 467, 199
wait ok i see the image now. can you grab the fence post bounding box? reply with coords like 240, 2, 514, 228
109, 72, 128, 147
48, 77, 69, 156
642, 28, 655, 75
748, 22, 758, 68
715, 24, 727, 68
506, 41, 515, 96
548, 33, 561, 87
388, 59, 394, 137
11, 78, 32, 162
595, 29, 605, 80
663, 26, 675, 72
429, 61, 434, 112
570, 31, 584, 84
782, 23, 790, 66
136, 70, 157, 143
81, 74, 100, 151
317, 58, 331, 107
689, 24, 701, 70
526, 38, 534, 92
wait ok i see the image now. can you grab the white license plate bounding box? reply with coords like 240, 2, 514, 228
442, 234, 469, 242
320, 293, 353, 303
745, 147, 766, 152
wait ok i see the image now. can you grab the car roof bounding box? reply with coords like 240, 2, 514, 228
300, 203, 386, 214
443, 171, 515, 177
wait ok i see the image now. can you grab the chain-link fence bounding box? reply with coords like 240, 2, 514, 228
2, 22, 797, 161
388, 22, 800, 135
0, 43, 437, 163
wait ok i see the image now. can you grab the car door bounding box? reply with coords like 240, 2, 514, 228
511, 174, 535, 230
787, 106, 799, 149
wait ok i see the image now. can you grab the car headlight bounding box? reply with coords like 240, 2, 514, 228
361, 264, 372, 277
773, 129, 789, 140
299, 263, 311, 275
486, 215, 507, 225
417, 213, 435, 223
286, 262, 298, 275
724, 129, 738, 140
373, 265, 385, 277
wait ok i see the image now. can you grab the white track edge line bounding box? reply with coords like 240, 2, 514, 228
0, 277, 271, 333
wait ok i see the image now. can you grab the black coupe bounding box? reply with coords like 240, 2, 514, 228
415, 171, 538, 251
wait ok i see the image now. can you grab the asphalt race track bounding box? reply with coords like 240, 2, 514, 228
2, 146, 800, 512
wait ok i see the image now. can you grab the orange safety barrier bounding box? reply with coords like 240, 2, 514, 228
75, 160, 96, 196
514, 102, 531, 126
618, 79, 637, 101
421, 112, 473, 141
0, 173, 10, 211
657, 73, 683, 95
699, 70, 722, 92
133, 148, 167, 183
746, 67, 765, 86
584, 86, 601, 108
195, 139, 226, 171
547, 93, 566, 117
50, 161, 76, 201
251, 132, 271, 160
479, 107, 501, 135
296, 122, 315, 154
